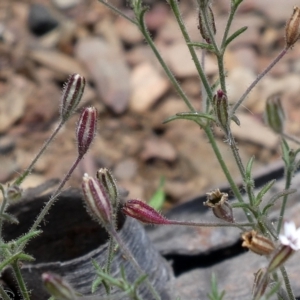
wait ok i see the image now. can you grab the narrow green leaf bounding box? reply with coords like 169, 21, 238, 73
262, 189, 296, 214
245, 156, 255, 180
163, 112, 215, 124
224, 26, 247, 48
254, 179, 276, 207
15, 230, 42, 247
187, 42, 215, 52
0, 213, 19, 224
281, 138, 290, 166
18, 253, 35, 262
148, 176, 166, 210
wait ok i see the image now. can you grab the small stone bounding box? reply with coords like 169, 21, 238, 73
28, 4, 59, 36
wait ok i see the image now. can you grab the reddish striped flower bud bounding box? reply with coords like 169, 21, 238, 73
82, 174, 112, 226
122, 199, 171, 225
76, 107, 97, 158
96, 168, 119, 209
213, 90, 229, 130
42, 272, 77, 300
60, 74, 85, 121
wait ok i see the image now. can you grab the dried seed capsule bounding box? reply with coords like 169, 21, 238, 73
252, 268, 270, 299
82, 173, 112, 226
285, 7, 300, 48
265, 94, 285, 133
76, 107, 97, 158
122, 199, 171, 225
204, 189, 234, 223
60, 74, 85, 121
42, 272, 78, 300
241, 230, 275, 256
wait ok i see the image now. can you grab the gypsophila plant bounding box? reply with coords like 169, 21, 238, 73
2, 1, 300, 299
93, 0, 300, 299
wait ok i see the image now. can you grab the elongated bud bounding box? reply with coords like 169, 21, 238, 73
213, 90, 229, 130
76, 107, 97, 158
82, 173, 112, 226
285, 7, 300, 48
42, 272, 78, 300
265, 95, 285, 133
241, 230, 275, 256
204, 189, 234, 223
252, 268, 270, 299
122, 199, 171, 225
60, 74, 85, 121
198, 6, 216, 44
267, 245, 294, 273
97, 168, 119, 209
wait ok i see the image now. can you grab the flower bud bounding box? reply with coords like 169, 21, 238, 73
213, 90, 229, 130
241, 230, 275, 256
252, 268, 270, 299
42, 272, 78, 300
7, 185, 23, 201
97, 168, 119, 209
267, 245, 294, 273
76, 107, 97, 158
285, 7, 300, 48
60, 74, 85, 121
122, 199, 171, 225
198, 5, 216, 44
265, 95, 285, 133
204, 189, 234, 223
82, 173, 112, 226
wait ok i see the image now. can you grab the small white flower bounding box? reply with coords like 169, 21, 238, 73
279, 221, 300, 251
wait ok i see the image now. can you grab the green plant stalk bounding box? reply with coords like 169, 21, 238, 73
104, 236, 116, 294
0, 251, 22, 272
20, 155, 83, 250
230, 47, 288, 116
137, 7, 195, 112
220, 1, 239, 50
276, 168, 292, 234
12, 261, 30, 300
98, 0, 137, 25
0, 196, 8, 241
0, 285, 11, 300
280, 266, 296, 300
204, 126, 253, 222
281, 132, 300, 145
13, 120, 65, 186
107, 224, 161, 300
169, 220, 253, 229
168, 0, 213, 101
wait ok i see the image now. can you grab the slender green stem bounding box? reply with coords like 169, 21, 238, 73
107, 225, 161, 300
280, 266, 296, 300
169, 0, 213, 101
105, 236, 116, 294
137, 8, 195, 112
170, 220, 253, 228
0, 285, 12, 300
22, 155, 83, 248
276, 168, 292, 234
0, 251, 22, 272
220, 3, 238, 50
13, 120, 65, 186
12, 261, 30, 300
204, 126, 253, 223
281, 132, 300, 145
231, 47, 288, 116
0, 196, 8, 241
98, 0, 138, 25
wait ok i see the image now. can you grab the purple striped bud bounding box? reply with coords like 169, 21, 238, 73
82, 173, 112, 226
60, 74, 85, 121
42, 272, 77, 300
76, 107, 97, 158
213, 90, 229, 130
122, 199, 171, 225
96, 168, 119, 209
